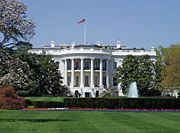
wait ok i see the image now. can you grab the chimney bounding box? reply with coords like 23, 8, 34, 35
51, 40, 55, 48
116, 40, 122, 49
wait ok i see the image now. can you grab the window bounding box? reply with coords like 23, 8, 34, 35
95, 76, 98, 87
84, 60, 90, 70
96, 91, 99, 97
67, 76, 71, 86
113, 77, 117, 86
75, 76, 79, 87
67, 60, 71, 70
114, 62, 117, 69
75, 90, 79, 97
85, 92, 90, 97
85, 76, 89, 87
75, 61, 79, 70
103, 60, 106, 70
94, 60, 99, 70
103, 76, 106, 87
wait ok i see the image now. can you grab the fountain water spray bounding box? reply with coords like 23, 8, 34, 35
127, 82, 139, 98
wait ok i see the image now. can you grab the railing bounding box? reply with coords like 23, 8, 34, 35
84, 67, 90, 70
99, 89, 107, 97
29, 47, 156, 57
74, 67, 80, 70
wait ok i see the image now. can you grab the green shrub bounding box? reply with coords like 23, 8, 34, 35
26, 97, 180, 109
29, 101, 64, 108
63, 97, 180, 109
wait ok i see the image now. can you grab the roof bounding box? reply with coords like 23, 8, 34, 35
74, 44, 102, 48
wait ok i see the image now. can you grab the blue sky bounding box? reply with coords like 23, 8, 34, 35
23, 0, 180, 49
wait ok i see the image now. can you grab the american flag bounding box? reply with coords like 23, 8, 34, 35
78, 19, 86, 24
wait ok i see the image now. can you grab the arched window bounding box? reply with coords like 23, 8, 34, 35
75, 90, 79, 97
96, 91, 99, 97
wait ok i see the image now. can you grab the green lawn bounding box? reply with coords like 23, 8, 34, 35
25, 97, 65, 102
0, 110, 180, 133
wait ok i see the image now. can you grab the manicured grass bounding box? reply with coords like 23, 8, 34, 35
25, 97, 66, 102
0, 110, 180, 133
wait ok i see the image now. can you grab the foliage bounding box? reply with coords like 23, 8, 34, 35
0, 0, 35, 48
0, 1, 68, 97
115, 55, 159, 96
0, 42, 69, 96
153, 46, 166, 91
161, 44, 180, 89
0, 48, 31, 92
0, 85, 25, 109
27, 100, 64, 108
27, 97, 180, 109
25, 96, 65, 102
12, 42, 69, 96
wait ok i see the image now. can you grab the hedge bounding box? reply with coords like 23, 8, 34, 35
26, 100, 64, 108
26, 98, 180, 109
63, 98, 180, 109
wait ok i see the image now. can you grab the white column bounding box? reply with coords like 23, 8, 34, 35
110, 60, 114, 87
80, 58, 84, 88
99, 59, 103, 87
90, 58, 94, 88
106, 60, 109, 88
64, 59, 67, 85
71, 58, 74, 88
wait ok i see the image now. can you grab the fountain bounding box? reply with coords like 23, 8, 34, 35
127, 82, 139, 98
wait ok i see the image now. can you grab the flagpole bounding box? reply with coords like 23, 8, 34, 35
78, 19, 86, 44
84, 20, 86, 44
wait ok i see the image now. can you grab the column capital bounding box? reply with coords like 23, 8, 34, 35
80, 57, 84, 60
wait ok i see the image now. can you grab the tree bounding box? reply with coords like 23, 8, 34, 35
12, 42, 68, 96
152, 46, 168, 91
115, 55, 160, 96
0, 0, 68, 96
0, 49, 31, 92
161, 44, 180, 89
0, 0, 35, 48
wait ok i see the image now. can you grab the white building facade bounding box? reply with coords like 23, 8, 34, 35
30, 41, 156, 97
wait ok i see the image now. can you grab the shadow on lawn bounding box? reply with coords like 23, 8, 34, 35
0, 118, 71, 123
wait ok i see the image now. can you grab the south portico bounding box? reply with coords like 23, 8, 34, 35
61, 57, 111, 97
